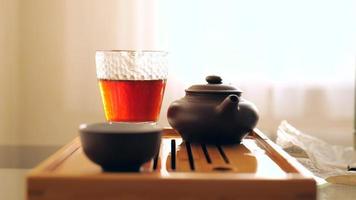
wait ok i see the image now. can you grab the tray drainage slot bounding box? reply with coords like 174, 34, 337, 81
213, 166, 233, 171
217, 145, 230, 164
153, 144, 160, 170
171, 139, 176, 170
201, 144, 212, 164
185, 142, 195, 170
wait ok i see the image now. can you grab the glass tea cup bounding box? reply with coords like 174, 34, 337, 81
95, 50, 168, 122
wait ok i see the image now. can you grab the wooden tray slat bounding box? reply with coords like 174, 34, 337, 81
205, 145, 232, 170
176, 142, 191, 172
224, 142, 256, 173
190, 144, 211, 172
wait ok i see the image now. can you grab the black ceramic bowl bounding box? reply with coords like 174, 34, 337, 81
79, 122, 162, 172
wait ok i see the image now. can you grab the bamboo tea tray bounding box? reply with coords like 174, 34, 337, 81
27, 128, 316, 200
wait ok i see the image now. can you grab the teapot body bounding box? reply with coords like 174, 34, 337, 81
167, 93, 259, 144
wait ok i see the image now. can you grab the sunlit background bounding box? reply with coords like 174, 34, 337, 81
0, 0, 355, 147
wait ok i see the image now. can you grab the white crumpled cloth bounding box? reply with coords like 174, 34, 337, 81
276, 121, 356, 184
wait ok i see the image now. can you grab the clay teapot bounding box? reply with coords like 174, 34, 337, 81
167, 75, 259, 144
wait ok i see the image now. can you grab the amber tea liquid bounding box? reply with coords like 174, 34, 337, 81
98, 79, 166, 122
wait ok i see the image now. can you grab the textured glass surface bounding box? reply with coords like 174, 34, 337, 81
96, 51, 168, 80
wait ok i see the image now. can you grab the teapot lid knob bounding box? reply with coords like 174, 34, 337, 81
206, 75, 222, 84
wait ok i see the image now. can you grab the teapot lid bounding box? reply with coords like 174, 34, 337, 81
186, 75, 243, 94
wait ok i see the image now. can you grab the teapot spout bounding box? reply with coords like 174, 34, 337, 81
216, 94, 240, 115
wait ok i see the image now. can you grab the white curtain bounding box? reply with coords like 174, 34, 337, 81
0, 0, 355, 145
162, 0, 356, 145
